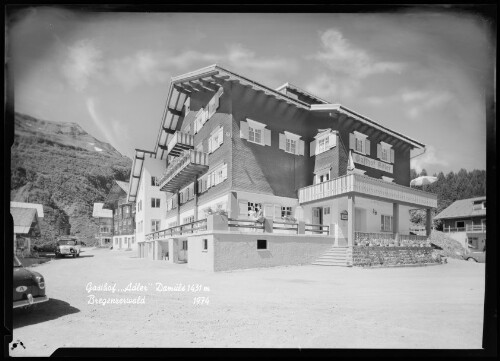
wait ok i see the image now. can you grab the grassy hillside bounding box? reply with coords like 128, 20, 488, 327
11, 113, 132, 246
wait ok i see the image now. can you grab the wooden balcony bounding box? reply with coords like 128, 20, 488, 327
160, 131, 194, 157
159, 149, 209, 193
298, 173, 438, 208
466, 224, 486, 233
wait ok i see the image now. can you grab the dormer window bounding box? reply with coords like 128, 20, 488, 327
279, 131, 304, 155
240, 118, 271, 146
377, 141, 394, 163
349, 131, 370, 156
310, 129, 336, 157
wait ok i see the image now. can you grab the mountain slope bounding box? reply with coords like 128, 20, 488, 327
11, 112, 132, 245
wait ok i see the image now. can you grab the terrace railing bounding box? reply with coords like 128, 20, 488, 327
305, 223, 330, 235
272, 220, 299, 234
145, 219, 208, 241
227, 218, 265, 233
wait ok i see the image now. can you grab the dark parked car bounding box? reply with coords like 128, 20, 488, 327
33, 243, 57, 253
13, 255, 48, 308
462, 250, 486, 263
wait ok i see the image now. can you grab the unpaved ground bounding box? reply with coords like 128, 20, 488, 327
10, 247, 485, 355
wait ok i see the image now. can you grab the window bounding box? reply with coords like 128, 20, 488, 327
240, 118, 271, 146
197, 163, 227, 194
208, 126, 224, 153
183, 216, 194, 225
350, 131, 370, 156
182, 240, 188, 250
151, 176, 158, 186
377, 141, 394, 163
248, 202, 262, 216
151, 198, 160, 208
310, 130, 336, 157
281, 206, 292, 218
279, 131, 304, 155
257, 239, 267, 250
318, 137, 330, 153
317, 171, 330, 183
456, 221, 465, 229
323, 207, 330, 215
193, 88, 223, 134
203, 239, 208, 251
151, 220, 161, 232
131, 237, 135, 244
381, 215, 393, 232
249, 126, 262, 144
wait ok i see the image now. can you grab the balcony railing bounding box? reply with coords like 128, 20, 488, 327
298, 173, 438, 208
466, 224, 486, 233
159, 149, 209, 193
443, 224, 486, 233
145, 219, 208, 241
164, 131, 194, 157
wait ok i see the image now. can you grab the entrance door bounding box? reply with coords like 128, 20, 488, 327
312, 207, 323, 233
355, 208, 367, 232
312, 207, 323, 225
178, 240, 188, 263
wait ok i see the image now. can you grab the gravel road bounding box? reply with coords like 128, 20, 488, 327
11, 247, 485, 355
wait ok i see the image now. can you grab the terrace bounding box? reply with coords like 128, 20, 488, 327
158, 149, 209, 193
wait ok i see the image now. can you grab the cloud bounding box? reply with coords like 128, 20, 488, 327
86, 97, 129, 150
411, 145, 449, 174
365, 88, 454, 119
305, 29, 407, 100
62, 39, 103, 91
106, 44, 297, 91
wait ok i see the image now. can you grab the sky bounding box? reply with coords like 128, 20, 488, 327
9, 7, 493, 175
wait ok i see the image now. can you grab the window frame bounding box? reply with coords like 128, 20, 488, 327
381, 215, 393, 232
248, 126, 263, 145
257, 239, 267, 250
151, 219, 161, 232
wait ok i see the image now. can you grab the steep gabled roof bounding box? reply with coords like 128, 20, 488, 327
11, 208, 40, 235
10, 202, 44, 218
92, 203, 113, 218
434, 196, 486, 220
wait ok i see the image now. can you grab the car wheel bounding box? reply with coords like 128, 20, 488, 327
73, 254, 76, 258
468, 257, 477, 262
76, 253, 80, 257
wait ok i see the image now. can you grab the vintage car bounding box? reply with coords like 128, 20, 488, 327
462, 250, 486, 263
55, 237, 81, 258
13, 255, 48, 308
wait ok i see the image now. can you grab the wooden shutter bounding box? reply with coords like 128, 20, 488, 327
328, 133, 336, 149
222, 164, 228, 180
218, 127, 224, 146
279, 133, 286, 150
274, 205, 282, 219
298, 139, 305, 155
390, 149, 395, 163
310, 140, 316, 157
239, 200, 248, 216
207, 136, 213, 153
365, 139, 371, 156
349, 133, 355, 150
264, 204, 273, 218
240, 121, 249, 139
207, 173, 212, 188
264, 128, 271, 146
377, 143, 382, 159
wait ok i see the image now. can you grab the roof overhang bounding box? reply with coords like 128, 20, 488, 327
127, 149, 156, 203
275, 82, 330, 104
153, 64, 312, 160
310, 104, 426, 149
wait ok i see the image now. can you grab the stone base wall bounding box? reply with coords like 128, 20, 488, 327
352, 246, 441, 267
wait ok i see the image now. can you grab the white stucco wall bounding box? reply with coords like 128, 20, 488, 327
135, 158, 168, 245
187, 235, 215, 271
213, 233, 334, 272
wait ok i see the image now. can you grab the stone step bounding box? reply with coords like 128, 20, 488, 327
319, 254, 346, 259
312, 261, 348, 266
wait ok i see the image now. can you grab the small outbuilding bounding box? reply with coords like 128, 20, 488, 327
11, 202, 44, 257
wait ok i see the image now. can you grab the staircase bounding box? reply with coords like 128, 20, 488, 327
312, 247, 350, 267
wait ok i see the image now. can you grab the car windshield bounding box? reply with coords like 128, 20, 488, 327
14, 255, 22, 267
58, 240, 76, 246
